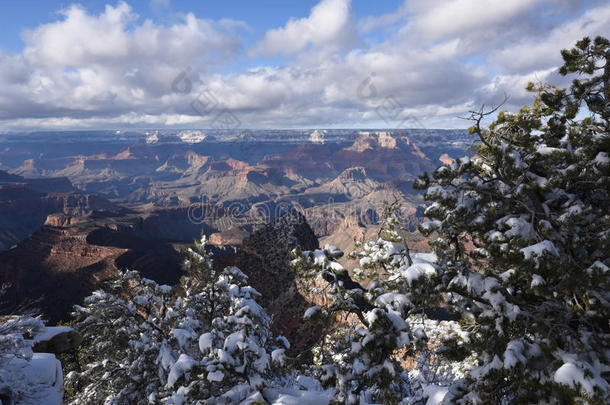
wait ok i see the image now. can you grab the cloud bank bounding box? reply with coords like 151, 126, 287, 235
1, 0, 609, 131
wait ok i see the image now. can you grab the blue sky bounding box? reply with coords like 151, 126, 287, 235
0, 1, 402, 52
0, 0, 608, 131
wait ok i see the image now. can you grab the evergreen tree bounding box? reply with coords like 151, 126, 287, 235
66, 270, 176, 404
414, 36, 610, 403
66, 237, 288, 404
292, 213, 470, 405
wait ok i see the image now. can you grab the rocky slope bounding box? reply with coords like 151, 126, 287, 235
0, 171, 118, 251
0, 205, 217, 322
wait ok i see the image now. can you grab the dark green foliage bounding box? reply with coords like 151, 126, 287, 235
414, 36, 610, 404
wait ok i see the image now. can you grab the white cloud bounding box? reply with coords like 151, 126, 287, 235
253, 0, 355, 56
491, 3, 610, 73
0, 0, 608, 130
0, 1, 244, 121
407, 0, 544, 41
359, 1, 410, 34
478, 68, 556, 106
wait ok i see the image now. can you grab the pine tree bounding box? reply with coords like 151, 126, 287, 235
66, 270, 176, 404
179, 266, 286, 403
292, 212, 470, 404
414, 36, 610, 403
66, 236, 299, 404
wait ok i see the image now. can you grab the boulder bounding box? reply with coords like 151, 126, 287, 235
33, 326, 82, 354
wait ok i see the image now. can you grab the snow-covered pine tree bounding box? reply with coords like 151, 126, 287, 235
164, 239, 323, 403
414, 36, 610, 403
292, 243, 412, 404
66, 270, 176, 404
292, 210, 471, 404
178, 236, 232, 326
178, 266, 287, 403
66, 236, 303, 404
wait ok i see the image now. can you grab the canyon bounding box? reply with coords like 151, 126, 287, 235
0, 129, 472, 323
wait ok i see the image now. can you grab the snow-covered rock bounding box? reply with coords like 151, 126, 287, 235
0, 319, 71, 405
177, 130, 207, 144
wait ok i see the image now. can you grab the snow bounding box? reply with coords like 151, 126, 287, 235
276, 336, 290, 349
398, 262, 437, 286
199, 332, 214, 353
424, 202, 441, 216
5, 353, 63, 405
26, 353, 63, 387
509, 150, 527, 169
309, 130, 326, 144
423, 384, 449, 405
177, 130, 207, 144
503, 340, 526, 369
225, 265, 248, 280
207, 370, 224, 382
558, 204, 583, 222
145, 133, 159, 144
499, 215, 536, 241
426, 185, 453, 200
158, 284, 173, 294
304, 306, 321, 319
172, 328, 195, 349
470, 355, 503, 378
166, 354, 196, 388
476, 278, 520, 322
412, 252, 437, 263
166, 386, 189, 405
552, 355, 610, 396
420, 220, 441, 233
253, 350, 270, 373
218, 348, 234, 364
268, 389, 334, 405
31, 326, 74, 344
296, 375, 323, 391
133, 295, 149, 306
157, 341, 176, 371
594, 151, 609, 165
536, 146, 562, 155
241, 391, 266, 404
413, 328, 427, 341
328, 261, 344, 271
383, 359, 396, 376
224, 331, 245, 353
312, 249, 330, 266
271, 348, 286, 366
323, 244, 342, 258
214, 384, 250, 403
526, 172, 548, 188
554, 362, 590, 394
586, 261, 609, 275
376, 293, 411, 312
499, 268, 516, 282
531, 274, 545, 287
264, 378, 334, 405
520, 240, 559, 261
